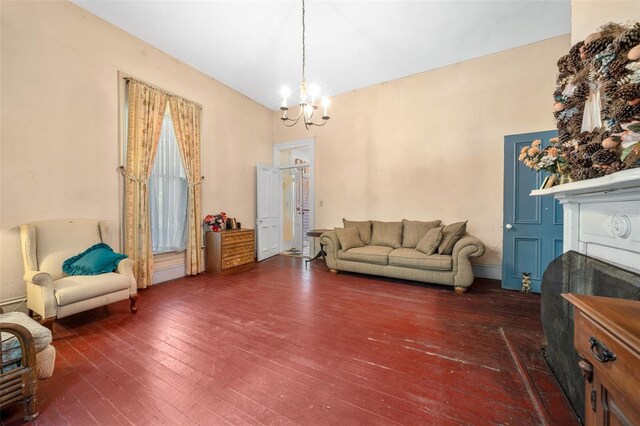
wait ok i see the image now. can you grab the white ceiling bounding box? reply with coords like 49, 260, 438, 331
73, 0, 571, 110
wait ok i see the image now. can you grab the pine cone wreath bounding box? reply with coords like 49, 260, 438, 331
569, 42, 585, 70
577, 167, 606, 180
575, 157, 594, 168
557, 54, 573, 76
617, 83, 640, 100
599, 22, 628, 39
583, 36, 614, 59
607, 58, 631, 80
581, 142, 603, 155
591, 149, 619, 165
609, 123, 624, 134
612, 22, 640, 53
575, 131, 592, 145
572, 82, 590, 99
606, 161, 627, 174
553, 87, 564, 99
559, 129, 573, 144
567, 114, 584, 132
612, 103, 640, 121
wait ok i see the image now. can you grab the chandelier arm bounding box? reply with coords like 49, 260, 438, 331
306, 117, 329, 127
283, 115, 302, 127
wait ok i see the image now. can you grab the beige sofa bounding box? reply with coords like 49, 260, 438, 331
20, 219, 138, 327
320, 219, 485, 293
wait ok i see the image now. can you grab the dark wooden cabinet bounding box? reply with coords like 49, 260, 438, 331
563, 294, 640, 426
205, 229, 255, 273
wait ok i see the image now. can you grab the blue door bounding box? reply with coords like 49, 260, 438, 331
502, 131, 563, 293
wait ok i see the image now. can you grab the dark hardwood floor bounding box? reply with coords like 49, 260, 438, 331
1, 256, 577, 425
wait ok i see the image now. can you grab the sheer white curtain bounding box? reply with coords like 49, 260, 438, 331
149, 106, 188, 254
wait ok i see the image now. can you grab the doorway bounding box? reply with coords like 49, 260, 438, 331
274, 139, 315, 258
502, 130, 563, 293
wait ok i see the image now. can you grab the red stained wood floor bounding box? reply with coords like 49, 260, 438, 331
1, 256, 578, 425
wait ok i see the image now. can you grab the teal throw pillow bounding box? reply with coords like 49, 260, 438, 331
62, 243, 127, 276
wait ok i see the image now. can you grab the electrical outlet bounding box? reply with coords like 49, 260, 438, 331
319, 200, 324, 207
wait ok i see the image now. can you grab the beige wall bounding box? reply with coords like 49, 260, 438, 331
0, 1, 273, 303
571, 0, 640, 44
273, 35, 571, 268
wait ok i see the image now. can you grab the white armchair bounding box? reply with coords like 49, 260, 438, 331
20, 219, 138, 327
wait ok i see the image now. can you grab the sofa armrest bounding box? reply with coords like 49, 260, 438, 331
23, 270, 57, 319
451, 234, 486, 288
320, 230, 340, 269
23, 270, 53, 289
116, 258, 138, 295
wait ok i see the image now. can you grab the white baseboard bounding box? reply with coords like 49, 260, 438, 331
473, 264, 502, 281
152, 264, 186, 285
0, 296, 28, 313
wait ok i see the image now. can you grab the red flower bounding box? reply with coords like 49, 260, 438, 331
212, 225, 220, 232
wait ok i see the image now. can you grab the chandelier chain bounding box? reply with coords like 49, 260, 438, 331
302, 0, 306, 82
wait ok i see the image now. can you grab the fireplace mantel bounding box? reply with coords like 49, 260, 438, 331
531, 169, 640, 274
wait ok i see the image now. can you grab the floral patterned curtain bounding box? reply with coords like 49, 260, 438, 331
123, 80, 168, 288
169, 97, 203, 275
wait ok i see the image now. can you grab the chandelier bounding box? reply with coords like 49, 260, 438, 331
280, 0, 330, 129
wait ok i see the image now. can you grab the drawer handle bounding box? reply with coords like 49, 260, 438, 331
588, 337, 616, 363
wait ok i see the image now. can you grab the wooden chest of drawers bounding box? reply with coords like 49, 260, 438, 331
205, 229, 255, 273
563, 293, 640, 426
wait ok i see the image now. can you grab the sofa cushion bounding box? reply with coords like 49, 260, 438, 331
438, 221, 468, 255
343, 219, 372, 245
415, 226, 444, 255
338, 245, 392, 265
53, 273, 131, 306
334, 227, 365, 251
388, 248, 453, 271
370, 221, 403, 248
401, 219, 441, 248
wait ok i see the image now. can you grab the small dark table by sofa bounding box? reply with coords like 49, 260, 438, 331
305, 229, 330, 265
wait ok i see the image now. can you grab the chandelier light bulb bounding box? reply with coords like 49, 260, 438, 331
308, 83, 320, 104
322, 97, 330, 117
280, 86, 291, 108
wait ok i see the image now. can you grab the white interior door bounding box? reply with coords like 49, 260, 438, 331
256, 163, 281, 261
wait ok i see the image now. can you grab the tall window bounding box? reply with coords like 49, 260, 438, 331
149, 105, 188, 254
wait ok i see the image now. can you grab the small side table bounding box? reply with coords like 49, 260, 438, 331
305, 229, 330, 265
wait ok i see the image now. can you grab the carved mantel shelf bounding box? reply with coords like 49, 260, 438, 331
530, 169, 640, 274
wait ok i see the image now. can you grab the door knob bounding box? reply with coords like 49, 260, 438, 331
505, 224, 513, 230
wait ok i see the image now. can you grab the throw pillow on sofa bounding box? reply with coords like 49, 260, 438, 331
62, 243, 127, 275
335, 226, 365, 251
370, 221, 403, 248
437, 221, 468, 255
343, 219, 372, 245
415, 226, 444, 255
401, 219, 442, 248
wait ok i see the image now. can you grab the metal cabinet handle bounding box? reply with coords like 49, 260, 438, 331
589, 336, 616, 363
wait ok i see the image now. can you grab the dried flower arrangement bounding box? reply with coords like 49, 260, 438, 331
519, 138, 568, 175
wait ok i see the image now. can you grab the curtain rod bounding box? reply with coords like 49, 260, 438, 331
119, 71, 203, 109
